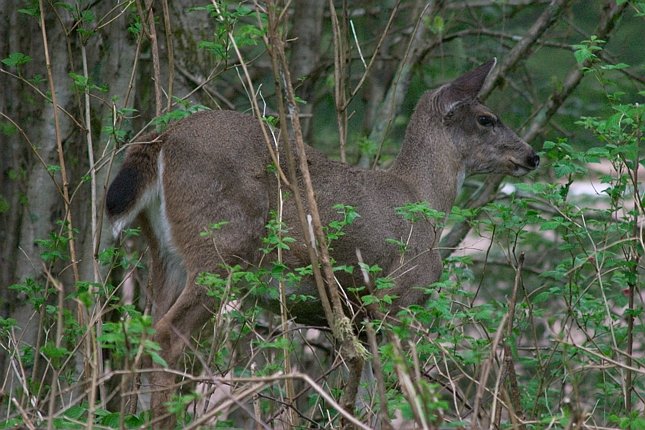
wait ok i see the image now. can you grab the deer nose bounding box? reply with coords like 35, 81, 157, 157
528, 153, 540, 169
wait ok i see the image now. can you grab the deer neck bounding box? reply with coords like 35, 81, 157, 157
390, 111, 464, 215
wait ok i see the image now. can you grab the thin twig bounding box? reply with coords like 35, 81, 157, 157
470, 313, 509, 430
348, 0, 401, 100
366, 0, 438, 169
503, 252, 526, 429
624, 119, 642, 415
80, 38, 101, 430
265, 1, 357, 347
390, 334, 431, 430
350, 20, 366, 69
328, 0, 349, 162
366, 322, 394, 430
141, 0, 162, 116
177, 372, 372, 430
11, 398, 36, 430
161, 0, 174, 111
38, 2, 82, 427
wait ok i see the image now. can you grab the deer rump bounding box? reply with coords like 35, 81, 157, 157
106, 110, 438, 325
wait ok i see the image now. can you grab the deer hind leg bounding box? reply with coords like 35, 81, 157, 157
148, 160, 270, 424
148, 223, 266, 426
149, 269, 217, 428
128, 215, 186, 414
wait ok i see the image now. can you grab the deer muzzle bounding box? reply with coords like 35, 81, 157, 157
509, 152, 540, 176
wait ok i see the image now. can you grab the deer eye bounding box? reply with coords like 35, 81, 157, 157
477, 115, 495, 127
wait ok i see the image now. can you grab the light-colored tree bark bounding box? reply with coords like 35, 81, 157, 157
7, 4, 75, 361
359, 0, 444, 168
290, 0, 325, 139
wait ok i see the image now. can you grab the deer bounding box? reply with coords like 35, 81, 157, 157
106, 59, 539, 426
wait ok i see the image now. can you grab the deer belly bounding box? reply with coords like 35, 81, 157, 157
253, 277, 328, 326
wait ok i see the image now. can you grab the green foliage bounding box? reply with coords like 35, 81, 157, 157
98, 244, 142, 270
98, 306, 167, 367
356, 135, 378, 158
396, 201, 445, 224
165, 392, 201, 425
34, 221, 77, 262
69, 72, 108, 93
102, 106, 137, 143
191, 1, 266, 61
200, 220, 230, 238
0, 317, 17, 337
261, 212, 296, 253
75, 8, 97, 40
325, 204, 359, 242
1, 52, 32, 68
127, 13, 142, 36
572, 35, 605, 66
9, 278, 47, 308
17, 0, 39, 17
151, 98, 209, 131
427, 15, 445, 35
24, 403, 148, 429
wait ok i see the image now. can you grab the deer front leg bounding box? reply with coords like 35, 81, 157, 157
150, 273, 214, 428
391, 249, 443, 309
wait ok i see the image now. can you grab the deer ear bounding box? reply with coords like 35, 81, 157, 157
439, 59, 497, 118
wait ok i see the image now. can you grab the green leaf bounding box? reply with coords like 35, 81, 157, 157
333, 264, 354, 274
18, 5, 40, 17
97, 412, 120, 427
42, 343, 69, 360
2, 52, 32, 67
63, 404, 86, 420
0, 121, 18, 136
0, 195, 9, 214
147, 350, 168, 367
600, 62, 629, 70
0, 317, 17, 332
124, 414, 145, 428
573, 46, 593, 64
429, 15, 444, 34
0, 417, 24, 428
395, 201, 445, 223
47, 164, 61, 174
375, 276, 394, 290
361, 294, 379, 306
539, 217, 567, 231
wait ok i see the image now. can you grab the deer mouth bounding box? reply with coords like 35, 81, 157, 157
509, 159, 536, 176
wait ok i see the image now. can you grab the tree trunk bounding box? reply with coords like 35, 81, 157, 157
290, 0, 325, 140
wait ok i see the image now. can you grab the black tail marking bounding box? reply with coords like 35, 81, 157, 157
106, 165, 144, 218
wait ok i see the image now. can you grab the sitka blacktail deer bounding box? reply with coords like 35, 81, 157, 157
106, 59, 539, 426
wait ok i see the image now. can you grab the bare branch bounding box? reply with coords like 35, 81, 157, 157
479, 0, 575, 100
361, 0, 443, 168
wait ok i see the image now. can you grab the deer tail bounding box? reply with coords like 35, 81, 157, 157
106, 133, 163, 237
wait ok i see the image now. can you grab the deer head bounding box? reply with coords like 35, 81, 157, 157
437, 59, 539, 176
392, 59, 538, 215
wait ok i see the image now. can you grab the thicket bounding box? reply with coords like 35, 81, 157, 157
0, 1, 643, 429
